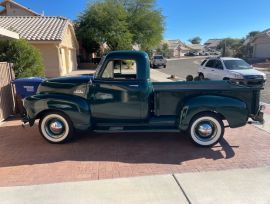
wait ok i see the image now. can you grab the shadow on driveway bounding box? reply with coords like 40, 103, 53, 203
0, 122, 236, 168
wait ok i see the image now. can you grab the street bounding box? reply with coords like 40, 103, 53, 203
158, 57, 270, 104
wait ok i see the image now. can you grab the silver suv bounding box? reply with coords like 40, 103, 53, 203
150, 55, 167, 68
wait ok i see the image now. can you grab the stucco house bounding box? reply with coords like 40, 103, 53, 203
186, 44, 204, 52
0, 0, 39, 16
0, 0, 79, 77
252, 29, 270, 59
204, 39, 222, 51
165, 39, 190, 58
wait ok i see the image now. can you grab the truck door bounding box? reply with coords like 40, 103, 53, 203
91, 59, 147, 122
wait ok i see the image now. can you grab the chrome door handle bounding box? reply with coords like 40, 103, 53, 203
129, 85, 139, 87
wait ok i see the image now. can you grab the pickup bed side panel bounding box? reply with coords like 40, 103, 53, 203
23, 94, 91, 130
179, 95, 248, 130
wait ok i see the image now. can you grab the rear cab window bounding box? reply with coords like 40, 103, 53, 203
101, 59, 137, 80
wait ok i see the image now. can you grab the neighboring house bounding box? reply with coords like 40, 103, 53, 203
252, 29, 270, 59
0, 16, 79, 77
165, 39, 190, 58
204, 39, 222, 50
0, 0, 39, 16
186, 44, 204, 52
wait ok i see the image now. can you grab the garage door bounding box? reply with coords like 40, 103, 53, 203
0, 62, 14, 121
254, 43, 270, 58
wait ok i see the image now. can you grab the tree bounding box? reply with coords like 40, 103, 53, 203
76, 0, 164, 53
156, 43, 170, 58
0, 39, 44, 78
218, 38, 244, 57
247, 31, 260, 38
188, 36, 202, 44
76, 1, 132, 52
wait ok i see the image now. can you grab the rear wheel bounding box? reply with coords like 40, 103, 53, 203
39, 111, 74, 144
163, 65, 166, 68
188, 112, 224, 147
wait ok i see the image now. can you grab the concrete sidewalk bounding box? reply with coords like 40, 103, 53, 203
0, 167, 269, 204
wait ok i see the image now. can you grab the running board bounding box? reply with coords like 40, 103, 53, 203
94, 126, 180, 133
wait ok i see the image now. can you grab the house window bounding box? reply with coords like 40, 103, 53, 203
101, 59, 137, 80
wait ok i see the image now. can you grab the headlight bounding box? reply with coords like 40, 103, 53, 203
233, 73, 244, 79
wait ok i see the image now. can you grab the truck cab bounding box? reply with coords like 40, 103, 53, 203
23, 51, 264, 147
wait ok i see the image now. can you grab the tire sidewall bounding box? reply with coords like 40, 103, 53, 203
189, 114, 224, 147
39, 112, 73, 144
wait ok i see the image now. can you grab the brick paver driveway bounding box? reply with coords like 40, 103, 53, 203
0, 116, 270, 187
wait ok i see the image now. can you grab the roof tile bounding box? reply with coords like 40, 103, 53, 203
0, 16, 69, 41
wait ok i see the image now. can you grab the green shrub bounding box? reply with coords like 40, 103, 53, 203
0, 39, 44, 78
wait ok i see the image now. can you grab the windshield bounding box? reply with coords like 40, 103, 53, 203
224, 59, 252, 70
94, 56, 106, 78
154, 56, 163, 59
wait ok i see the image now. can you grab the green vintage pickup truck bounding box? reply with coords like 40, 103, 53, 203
23, 51, 264, 147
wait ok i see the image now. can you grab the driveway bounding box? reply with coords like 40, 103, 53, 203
0, 116, 270, 187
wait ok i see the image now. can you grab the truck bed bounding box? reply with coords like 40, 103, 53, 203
152, 80, 261, 116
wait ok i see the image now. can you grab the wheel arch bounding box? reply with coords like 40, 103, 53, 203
24, 94, 92, 131
178, 95, 248, 130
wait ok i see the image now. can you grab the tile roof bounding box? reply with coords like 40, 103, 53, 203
0, 16, 70, 41
204, 39, 222, 47
187, 44, 204, 50
164, 39, 185, 50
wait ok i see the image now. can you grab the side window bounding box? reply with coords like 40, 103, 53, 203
214, 60, 223, 70
101, 59, 137, 80
205, 59, 215, 68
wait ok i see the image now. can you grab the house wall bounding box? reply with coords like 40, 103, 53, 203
31, 43, 61, 77
253, 35, 270, 59
0, 2, 36, 16
59, 25, 78, 75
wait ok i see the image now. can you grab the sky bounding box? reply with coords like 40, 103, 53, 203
11, 0, 270, 43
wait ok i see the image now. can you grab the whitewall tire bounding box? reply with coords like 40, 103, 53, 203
39, 112, 74, 144
189, 113, 224, 147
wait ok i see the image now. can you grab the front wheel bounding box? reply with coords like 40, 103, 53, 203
188, 112, 224, 147
198, 73, 204, 80
39, 111, 74, 144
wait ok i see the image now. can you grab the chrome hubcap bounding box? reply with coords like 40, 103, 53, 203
45, 118, 66, 138
198, 123, 213, 137
49, 121, 64, 134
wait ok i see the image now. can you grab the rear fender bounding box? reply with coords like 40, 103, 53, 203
178, 95, 248, 130
23, 94, 91, 130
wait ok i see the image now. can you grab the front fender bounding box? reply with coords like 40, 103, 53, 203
179, 95, 248, 130
23, 94, 91, 130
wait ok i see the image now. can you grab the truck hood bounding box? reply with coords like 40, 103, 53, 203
45, 74, 94, 84
37, 74, 94, 98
